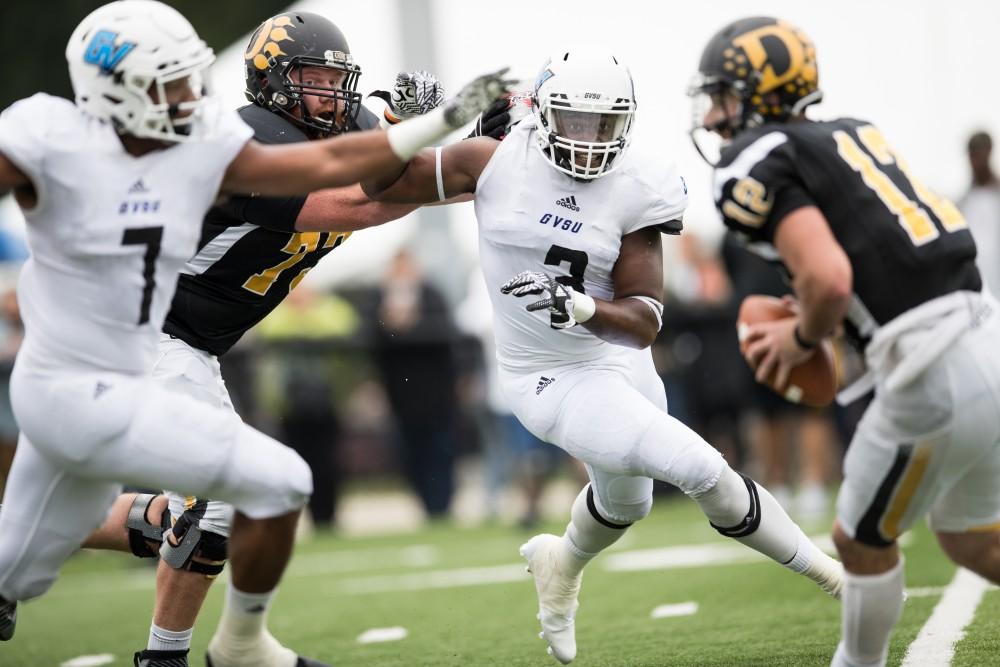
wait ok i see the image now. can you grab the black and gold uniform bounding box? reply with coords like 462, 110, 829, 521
163, 102, 378, 356
691, 16, 980, 346
713, 118, 981, 341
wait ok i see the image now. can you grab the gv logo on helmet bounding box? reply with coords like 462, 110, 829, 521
731, 22, 816, 93
244, 15, 296, 70
83, 30, 136, 74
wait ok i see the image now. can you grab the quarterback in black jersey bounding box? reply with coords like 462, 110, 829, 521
71, 11, 511, 667
692, 17, 1000, 667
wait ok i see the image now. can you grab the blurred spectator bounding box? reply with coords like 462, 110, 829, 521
373, 250, 459, 518
660, 233, 748, 466
958, 131, 1000, 294
256, 284, 360, 528
0, 288, 22, 493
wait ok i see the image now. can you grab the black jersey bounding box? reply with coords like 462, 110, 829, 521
713, 118, 980, 342
163, 103, 380, 356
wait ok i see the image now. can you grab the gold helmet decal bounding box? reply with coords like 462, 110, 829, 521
245, 15, 296, 71
728, 20, 818, 98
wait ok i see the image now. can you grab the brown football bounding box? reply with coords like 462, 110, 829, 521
737, 295, 839, 407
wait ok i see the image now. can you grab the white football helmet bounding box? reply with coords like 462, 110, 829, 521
65, 0, 215, 142
532, 51, 637, 180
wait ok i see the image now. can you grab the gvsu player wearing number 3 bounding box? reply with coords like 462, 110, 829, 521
0, 0, 512, 661
691, 17, 1000, 667
364, 50, 842, 664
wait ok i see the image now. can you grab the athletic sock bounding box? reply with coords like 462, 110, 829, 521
831, 560, 905, 667
562, 485, 631, 577
692, 466, 841, 586
147, 624, 193, 652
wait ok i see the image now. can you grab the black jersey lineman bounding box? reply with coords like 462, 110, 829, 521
713, 118, 981, 344
163, 103, 379, 355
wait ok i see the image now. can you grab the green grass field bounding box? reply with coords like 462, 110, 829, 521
7, 497, 999, 667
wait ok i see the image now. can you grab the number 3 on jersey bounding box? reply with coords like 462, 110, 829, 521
545, 244, 589, 293
835, 126, 967, 246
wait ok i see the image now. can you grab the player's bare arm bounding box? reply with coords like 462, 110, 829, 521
221, 131, 403, 197
0, 152, 33, 208
742, 206, 853, 387
502, 225, 664, 350
579, 226, 664, 348
361, 137, 499, 204
294, 184, 418, 232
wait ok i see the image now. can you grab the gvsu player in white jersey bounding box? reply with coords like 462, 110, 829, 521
363, 50, 842, 664
0, 0, 512, 664
691, 17, 1000, 667
65, 11, 496, 667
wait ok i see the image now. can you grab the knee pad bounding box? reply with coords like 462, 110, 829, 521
708, 473, 761, 538
160, 503, 228, 578
126, 493, 169, 559
589, 478, 654, 526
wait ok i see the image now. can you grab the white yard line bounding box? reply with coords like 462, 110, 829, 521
357, 626, 408, 644
60, 655, 115, 667
650, 602, 698, 619
900, 568, 991, 667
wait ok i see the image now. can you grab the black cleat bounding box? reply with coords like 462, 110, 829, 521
0, 597, 16, 641
206, 652, 332, 667
133, 648, 189, 666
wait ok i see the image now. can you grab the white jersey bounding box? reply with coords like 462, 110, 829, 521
0, 93, 253, 374
474, 118, 688, 373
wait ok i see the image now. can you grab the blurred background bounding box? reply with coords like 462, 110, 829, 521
1, 0, 999, 534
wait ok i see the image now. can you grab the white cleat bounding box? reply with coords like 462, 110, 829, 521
520, 534, 581, 664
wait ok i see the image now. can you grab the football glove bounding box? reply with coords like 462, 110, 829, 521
443, 67, 516, 129
501, 270, 580, 329
370, 70, 445, 125
467, 97, 511, 140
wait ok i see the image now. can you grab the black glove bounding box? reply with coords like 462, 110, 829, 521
467, 97, 511, 140
500, 270, 577, 329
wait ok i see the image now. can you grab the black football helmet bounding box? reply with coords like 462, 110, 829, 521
244, 12, 362, 137
689, 17, 821, 164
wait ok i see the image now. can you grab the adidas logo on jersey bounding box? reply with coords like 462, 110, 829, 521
94, 381, 111, 399
555, 195, 580, 212
535, 375, 555, 395
128, 179, 149, 194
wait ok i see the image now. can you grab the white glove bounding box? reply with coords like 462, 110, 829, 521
500, 270, 594, 329
371, 70, 445, 125
443, 67, 516, 129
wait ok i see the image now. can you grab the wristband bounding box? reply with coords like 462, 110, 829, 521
793, 325, 819, 350
385, 106, 449, 161
572, 291, 596, 323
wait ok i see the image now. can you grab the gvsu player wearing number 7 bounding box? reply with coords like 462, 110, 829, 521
0, 0, 512, 661
691, 17, 1000, 667
364, 50, 842, 664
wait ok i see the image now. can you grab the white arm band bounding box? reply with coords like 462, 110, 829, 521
385, 106, 450, 161
571, 290, 597, 323
628, 296, 664, 331
434, 147, 446, 201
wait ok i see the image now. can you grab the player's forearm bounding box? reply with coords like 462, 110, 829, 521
295, 184, 419, 232
581, 298, 660, 349
793, 271, 851, 343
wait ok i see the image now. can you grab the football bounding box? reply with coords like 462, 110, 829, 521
737, 295, 839, 407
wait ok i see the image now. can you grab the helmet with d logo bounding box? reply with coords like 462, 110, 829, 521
689, 17, 821, 162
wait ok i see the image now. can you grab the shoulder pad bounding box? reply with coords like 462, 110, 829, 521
237, 105, 309, 145
352, 105, 380, 132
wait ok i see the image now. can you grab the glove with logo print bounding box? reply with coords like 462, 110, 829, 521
500, 270, 595, 329
370, 70, 445, 125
